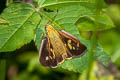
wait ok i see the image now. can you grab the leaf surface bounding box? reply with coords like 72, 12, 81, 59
35, 5, 110, 72
0, 3, 41, 52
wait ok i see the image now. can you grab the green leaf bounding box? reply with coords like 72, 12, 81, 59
76, 13, 115, 31
38, 0, 46, 7
54, 5, 93, 36
99, 30, 120, 54
35, 11, 59, 50
56, 5, 110, 71
35, 26, 44, 50
60, 42, 110, 72
35, 5, 110, 73
0, 3, 41, 52
39, 0, 114, 31
111, 47, 120, 67
35, 5, 93, 49
0, 18, 9, 25
38, 0, 96, 10
107, 5, 120, 25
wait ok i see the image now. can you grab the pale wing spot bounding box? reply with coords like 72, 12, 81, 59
68, 43, 72, 50
50, 49, 53, 52
46, 56, 49, 60
73, 46, 75, 50
68, 40, 71, 43
77, 43, 79, 47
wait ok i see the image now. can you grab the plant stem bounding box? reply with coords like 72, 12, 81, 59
0, 59, 6, 80
87, 31, 97, 80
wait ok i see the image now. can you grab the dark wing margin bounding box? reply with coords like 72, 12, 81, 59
39, 36, 64, 68
58, 30, 87, 58
39, 37, 57, 68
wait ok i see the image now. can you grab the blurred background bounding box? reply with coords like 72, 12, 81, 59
0, 0, 120, 80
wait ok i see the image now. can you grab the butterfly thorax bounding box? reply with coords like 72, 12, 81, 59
46, 24, 67, 58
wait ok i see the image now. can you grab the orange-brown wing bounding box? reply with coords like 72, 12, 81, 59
39, 36, 64, 68
58, 30, 87, 58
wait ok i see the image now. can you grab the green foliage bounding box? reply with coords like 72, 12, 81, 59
107, 5, 120, 25
78, 62, 114, 80
59, 43, 110, 72
99, 5, 120, 67
77, 13, 114, 31
0, 3, 41, 52
0, 0, 114, 74
38, 0, 96, 10
112, 48, 120, 67
0, 18, 8, 24
35, 1, 111, 72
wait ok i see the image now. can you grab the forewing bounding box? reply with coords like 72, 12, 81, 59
39, 36, 64, 68
58, 30, 87, 58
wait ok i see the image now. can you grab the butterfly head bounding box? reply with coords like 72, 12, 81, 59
45, 24, 56, 33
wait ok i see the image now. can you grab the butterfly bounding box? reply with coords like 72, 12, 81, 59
39, 24, 87, 68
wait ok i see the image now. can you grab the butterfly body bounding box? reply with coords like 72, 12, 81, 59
39, 24, 87, 68
46, 25, 67, 59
